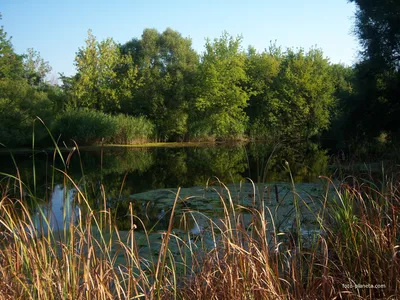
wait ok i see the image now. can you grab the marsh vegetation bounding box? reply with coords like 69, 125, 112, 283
1, 1, 400, 298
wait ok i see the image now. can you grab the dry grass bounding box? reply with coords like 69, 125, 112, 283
181, 177, 400, 299
0, 163, 399, 299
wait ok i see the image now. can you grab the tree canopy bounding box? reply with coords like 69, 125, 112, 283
0, 18, 54, 146
121, 28, 198, 140
191, 33, 249, 139
0, 14, 364, 149
73, 30, 138, 112
347, 0, 400, 142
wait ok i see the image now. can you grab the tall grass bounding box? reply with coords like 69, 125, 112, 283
0, 149, 399, 298
52, 109, 154, 145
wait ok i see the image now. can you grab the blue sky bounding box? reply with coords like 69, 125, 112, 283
2, 0, 359, 78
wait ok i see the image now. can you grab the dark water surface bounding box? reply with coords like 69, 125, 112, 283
0, 143, 328, 188
0, 143, 329, 232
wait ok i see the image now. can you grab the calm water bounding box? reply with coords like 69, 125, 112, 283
0, 143, 329, 232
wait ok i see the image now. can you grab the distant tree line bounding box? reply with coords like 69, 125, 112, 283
61, 29, 342, 143
1, 1, 399, 155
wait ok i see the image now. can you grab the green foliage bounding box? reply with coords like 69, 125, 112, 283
0, 86, 54, 147
0, 17, 357, 146
321, 64, 355, 150
346, 0, 400, 146
52, 109, 154, 145
350, 0, 400, 70
246, 47, 335, 141
121, 28, 198, 141
0, 19, 53, 147
73, 30, 138, 112
52, 109, 115, 145
271, 48, 335, 139
0, 20, 24, 80
245, 45, 282, 140
191, 32, 249, 140
112, 114, 155, 144
23, 48, 52, 87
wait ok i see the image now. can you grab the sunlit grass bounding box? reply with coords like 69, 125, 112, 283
0, 123, 399, 299
0, 168, 399, 299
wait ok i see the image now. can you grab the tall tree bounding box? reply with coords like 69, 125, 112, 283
271, 48, 335, 140
73, 30, 138, 112
121, 28, 198, 141
321, 63, 355, 149
245, 45, 282, 139
349, 0, 400, 140
23, 48, 52, 87
350, 0, 400, 70
191, 32, 249, 140
0, 16, 52, 146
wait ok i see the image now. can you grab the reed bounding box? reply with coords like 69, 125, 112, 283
52, 109, 154, 146
0, 133, 399, 299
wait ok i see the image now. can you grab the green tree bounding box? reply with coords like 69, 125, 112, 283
58, 73, 77, 110
74, 30, 138, 112
348, 0, 400, 141
191, 32, 249, 140
0, 16, 53, 146
245, 47, 335, 141
22, 48, 64, 123
23, 48, 52, 87
121, 28, 198, 141
321, 63, 355, 149
350, 0, 400, 70
0, 18, 29, 146
245, 45, 282, 139
271, 48, 335, 140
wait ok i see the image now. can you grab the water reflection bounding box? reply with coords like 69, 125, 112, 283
1, 142, 329, 232
246, 142, 328, 182
33, 185, 79, 232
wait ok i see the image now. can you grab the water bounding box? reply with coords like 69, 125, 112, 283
32, 185, 79, 232
0, 143, 329, 233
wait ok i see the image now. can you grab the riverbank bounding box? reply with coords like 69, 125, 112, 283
0, 141, 229, 154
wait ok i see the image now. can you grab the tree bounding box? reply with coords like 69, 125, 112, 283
268, 48, 335, 140
121, 28, 198, 141
23, 48, 52, 87
0, 17, 29, 146
349, 0, 400, 141
321, 64, 355, 149
350, 0, 400, 70
0, 16, 53, 146
191, 32, 249, 140
245, 45, 282, 139
73, 30, 138, 112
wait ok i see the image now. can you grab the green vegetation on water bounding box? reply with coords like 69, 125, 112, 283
0, 136, 399, 298
0, 148, 399, 298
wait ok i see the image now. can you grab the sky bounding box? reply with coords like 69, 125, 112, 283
1, 0, 359, 79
